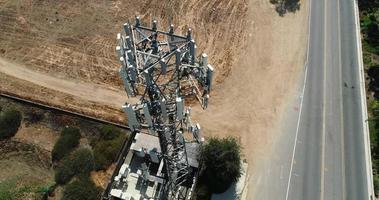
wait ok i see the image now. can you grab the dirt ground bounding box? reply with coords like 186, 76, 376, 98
0, 0, 248, 124
0, 140, 54, 200
0, 0, 308, 198
191, 0, 308, 198
0, 0, 248, 85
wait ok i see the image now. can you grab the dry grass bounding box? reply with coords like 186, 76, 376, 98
0, 0, 248, 86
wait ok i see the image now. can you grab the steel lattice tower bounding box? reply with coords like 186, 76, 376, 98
116, 16, 214, 200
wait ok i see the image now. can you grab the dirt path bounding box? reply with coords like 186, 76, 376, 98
192, 0, 308, 198
0, 58, 127, 107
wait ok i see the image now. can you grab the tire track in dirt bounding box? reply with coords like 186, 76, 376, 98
0, 58, 126, 108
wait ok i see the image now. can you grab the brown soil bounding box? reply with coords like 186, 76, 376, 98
91, 164, 116, 190
0, 0, 248, 86
0, 0, 249, 124
191, 0, 308, 197
0, 140, 54, 199
0, 71, 125, 123
14, 123, 59, 152
0, 0, 308, 197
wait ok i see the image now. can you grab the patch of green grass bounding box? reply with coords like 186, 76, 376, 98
0, 177, 52, 200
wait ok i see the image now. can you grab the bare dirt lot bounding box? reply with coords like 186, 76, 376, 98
191, 0, 308, 198
0, 0, 248, 123
0, 0, 308, 198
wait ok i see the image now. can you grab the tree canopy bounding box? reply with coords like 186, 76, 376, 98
0, 109, 22, 140
200, 137, 242, 194
61, 176, 100, 200
55, 148, 94, 185
52, 127, 81, 162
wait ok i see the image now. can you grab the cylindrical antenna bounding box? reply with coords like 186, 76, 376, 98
169, 24, 174, 34
135, 16, 140, 27
152, 19, 158, 31
123, 23, 131, 35
187, 28, 192, 40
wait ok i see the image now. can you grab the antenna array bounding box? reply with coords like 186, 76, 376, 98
116, 16, 214, 200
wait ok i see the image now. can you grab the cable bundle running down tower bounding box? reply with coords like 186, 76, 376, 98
116, 17, 214, 200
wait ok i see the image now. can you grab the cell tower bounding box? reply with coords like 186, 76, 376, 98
116, 16, 214, 200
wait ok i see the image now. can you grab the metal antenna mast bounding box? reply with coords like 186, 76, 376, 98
116, 16, 214, 200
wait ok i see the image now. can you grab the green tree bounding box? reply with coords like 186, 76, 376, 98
99, 125, 121, 140
359, 0, 379, 12
93, 135, 125, 170
55, 148, 95, 185
374, 174, 379, 196
61, 176, 101, 200
71, 148, 95, 175
52, 127, 81, 162
55, 158, 74, 185
200, 137, 242, 194
0, 109, 22, 140
270, 0, 301, 16
362, 14, 379, 53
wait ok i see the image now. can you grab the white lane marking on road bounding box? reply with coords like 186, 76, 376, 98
337, 0, 346, 198
284, 0, 312, 199
321, 0, 327, 198
353, 0, 375, 197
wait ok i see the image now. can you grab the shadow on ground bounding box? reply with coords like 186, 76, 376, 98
270, 0, 301, 16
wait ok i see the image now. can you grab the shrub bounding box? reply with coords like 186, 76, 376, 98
55, 148, 94, 185
55, 157, 75, 185
24, 108, 44, 124
99, 125, 121, 140
374, 174, 379, 196
61, 176, 101, 200
362, 14, 379, 54
52, 127, 81, 162
0, 109, 22, 140
71, 148, 95, 175
93, 134, 125, 170
199, 137, 242, 194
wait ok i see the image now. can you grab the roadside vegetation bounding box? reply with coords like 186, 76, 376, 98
359, 0, 379, 196
270, 0, 301, 16
195, 137, 242, 200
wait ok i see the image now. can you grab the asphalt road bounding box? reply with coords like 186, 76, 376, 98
286, 0, 371, 199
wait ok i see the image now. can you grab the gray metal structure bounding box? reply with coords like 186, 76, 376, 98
116, 17, 214, 200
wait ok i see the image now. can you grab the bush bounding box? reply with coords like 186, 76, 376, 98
99, 125, 121, 140
374, 175, 379, 197
199, 137, 242, 194
61, 176, 101, 200
52, 127, 81, 162
24, 108, 44, 124
71, 148, 95, 175
93, 134, 125, 170
0, 109, 22, 140
362, 14, 379, 54
55, 158, 75, 185
55, 148, 94, 185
